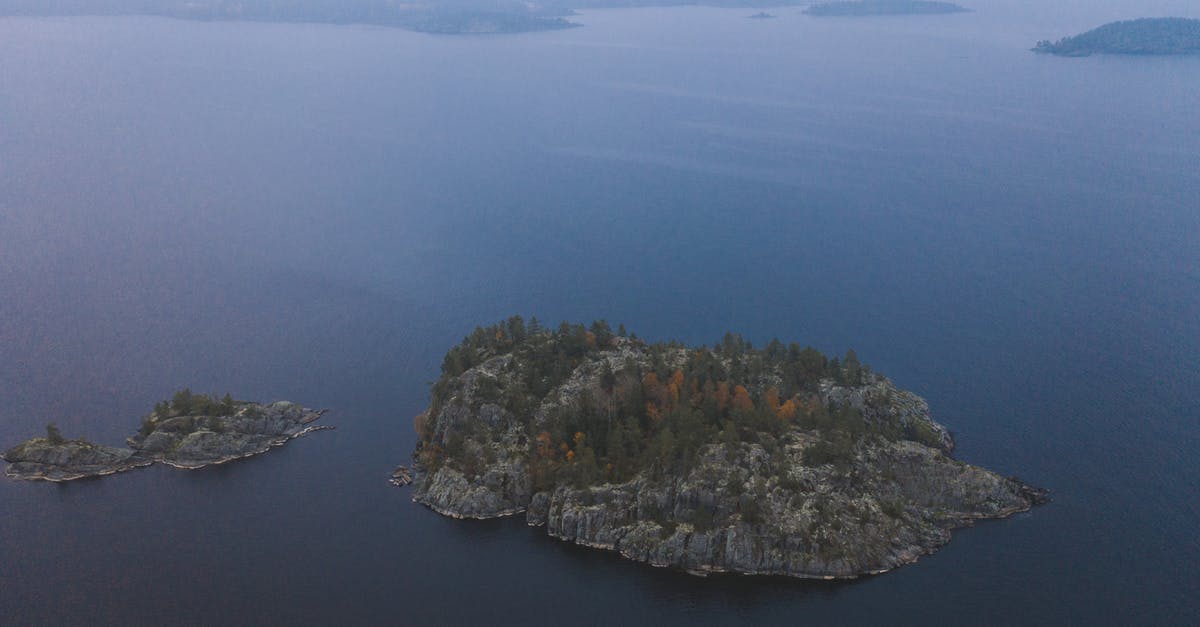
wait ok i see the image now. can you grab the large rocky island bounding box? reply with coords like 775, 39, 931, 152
409, 319, 1046, 579
3, 390, 330, 481
1034, 18, 1200, 56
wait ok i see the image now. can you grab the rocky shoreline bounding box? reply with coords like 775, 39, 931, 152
413, 436, 1047, 578
408, 325, 1048, 579
4, 400, 330, 482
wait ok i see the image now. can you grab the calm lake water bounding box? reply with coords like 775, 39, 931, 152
1, 1, 1197, 624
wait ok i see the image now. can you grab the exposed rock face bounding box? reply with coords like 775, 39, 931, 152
536, 439, 1045, 577
410, 337, 1046, 579
128, 401, 329, 469
416, 419, 533, 519
3, 401, 330, 482
2, 440, 151, 482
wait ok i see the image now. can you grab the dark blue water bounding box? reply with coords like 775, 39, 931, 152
1, 1, 1198, 624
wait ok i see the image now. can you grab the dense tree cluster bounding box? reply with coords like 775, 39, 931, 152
420, 318, 938, 492
44, 423, 65, 445
140, 389, 242, 437
152, 389, 239, 419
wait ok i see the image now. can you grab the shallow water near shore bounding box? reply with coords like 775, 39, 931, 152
1, 1, 1198, 624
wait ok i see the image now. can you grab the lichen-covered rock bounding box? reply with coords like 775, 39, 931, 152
128, 400, 329, 469
3, 399, 330, 481
415, 419, 532, 518
410, 328, 1047, 579
2, 439, 150, 481
537, 437, 1044, 578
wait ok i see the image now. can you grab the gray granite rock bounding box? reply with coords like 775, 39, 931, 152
3, 400, 330, 481
2, 440, 151, 481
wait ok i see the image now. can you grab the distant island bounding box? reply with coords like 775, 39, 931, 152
401, 10, 579, 35
747, 12, 776, 19
1034, 18, 1200, 56
0, 0, 845, 33
407, 318, 1046, 579
0, 0, 580, 34
804, 1, 968, 17
3, 390, 330, 481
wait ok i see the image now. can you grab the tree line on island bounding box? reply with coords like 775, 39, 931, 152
416, 317, 945, 493
5, 389, 329, 481
27, 389, 252, 449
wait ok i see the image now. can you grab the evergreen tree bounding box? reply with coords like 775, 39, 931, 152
172, 388, 195, 415
45, 423, 65, 445
590, 320, 614, 347
506, 315, 527, 344
843, 349, 862, 386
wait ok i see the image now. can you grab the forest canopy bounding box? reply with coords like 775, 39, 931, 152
418, 317, 943, 491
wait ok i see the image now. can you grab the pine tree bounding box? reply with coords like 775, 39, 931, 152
843, 349, 862, 386
45, 423, 65, 445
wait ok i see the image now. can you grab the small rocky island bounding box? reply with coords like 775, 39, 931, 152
804, 1, 968, 17
1034, 18, 1200, 57
408, 318, 1046, 579
3, 390, 330, 481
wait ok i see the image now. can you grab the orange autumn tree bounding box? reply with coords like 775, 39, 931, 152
643, 371, 661, 398
535, 431, 555, 458
732, 385, 754, 413
777, 398, 799, 422
643, 371, 679, 420
643, 370, 663, 421
667, 370, 685, 404
764, 386, 781, 413
421, 317, 883, 496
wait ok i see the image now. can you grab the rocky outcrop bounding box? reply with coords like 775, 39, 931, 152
2, 440, 152, 482
3, 401, 330, 482
410, 335, 1047, 579
533, 439, 1044, 578
416, 419, 533, 518
390, 466, 413, 486
127, 401, 330, 469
